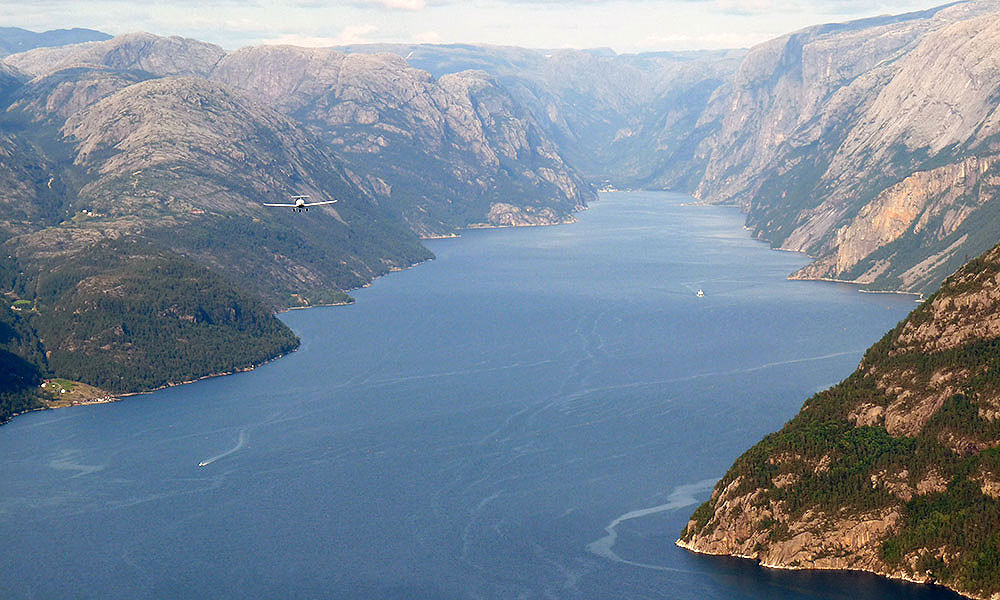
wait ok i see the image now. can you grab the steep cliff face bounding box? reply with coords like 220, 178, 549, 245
791, 155, 1000, 293
340, 43, 742, 190
688, 1, 1000, 295
692, 7, 948, 208
212, 45, 593, 235
680, 241, 1000, 599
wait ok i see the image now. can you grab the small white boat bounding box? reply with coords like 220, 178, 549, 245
696, 289, 704, 297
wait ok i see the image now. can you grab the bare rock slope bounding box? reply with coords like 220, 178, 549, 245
212, 45, 593, 235
689, 0, 1000, 295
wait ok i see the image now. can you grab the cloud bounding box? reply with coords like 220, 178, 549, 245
712, 0, 776, 15
361, 0, 427, 9
414, 30, 443, 43
261, 24, 379, 47
638, 30, 771, 50
261, 34, 342, 47
335, 24, 380, 44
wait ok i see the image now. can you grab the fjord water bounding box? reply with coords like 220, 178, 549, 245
0, 192, 959, 599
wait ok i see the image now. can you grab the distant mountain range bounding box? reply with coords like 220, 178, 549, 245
0, 27, 109, 57
4, 2, 1000, 424
338, 1, 1000, 297
0, 29, 598, 420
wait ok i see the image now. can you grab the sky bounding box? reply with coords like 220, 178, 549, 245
1, 0, 954, 53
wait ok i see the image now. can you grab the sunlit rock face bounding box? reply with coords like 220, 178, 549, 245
688, 2, 1000, 295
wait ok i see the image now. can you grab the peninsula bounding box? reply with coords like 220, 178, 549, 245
679, 240, 1000, 600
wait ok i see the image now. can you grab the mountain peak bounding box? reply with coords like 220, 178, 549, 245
4, 32, 226, 79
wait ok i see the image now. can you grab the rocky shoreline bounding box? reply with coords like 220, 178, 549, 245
675, 538, 974, 598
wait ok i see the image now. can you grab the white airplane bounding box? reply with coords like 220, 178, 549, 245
263, 195, 337, 212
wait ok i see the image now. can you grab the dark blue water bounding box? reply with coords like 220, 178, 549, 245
0, 192, 960, 599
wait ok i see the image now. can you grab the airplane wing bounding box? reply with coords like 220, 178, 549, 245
302, 200, 339, 207
262, 203, 297, 207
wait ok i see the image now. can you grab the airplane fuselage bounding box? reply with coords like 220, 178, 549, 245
263, 195, 336, 212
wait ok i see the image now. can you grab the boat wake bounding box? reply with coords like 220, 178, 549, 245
198, 429, 247, 467
587, 478, 717, 571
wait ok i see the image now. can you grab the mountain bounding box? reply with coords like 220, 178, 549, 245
0, 31, 607, 421
337, 43, 743, 191
679, 240, 1000, 599
0, 27, 110, 57
11, 6, 1000, 301
0, 35, 447, 420
683, 0, 1000, 296
4, 31, 224, 78
211, 45, 593, 235
346, 3, 1000, 298
2, 65, 430, 305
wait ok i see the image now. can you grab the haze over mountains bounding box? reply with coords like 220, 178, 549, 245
8, 8, 1000, 598
3, 2, 1000, 415
0, 27, 108, 58
344, 0, 1000, 297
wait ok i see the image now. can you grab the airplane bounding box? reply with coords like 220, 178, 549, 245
263, 195, 338, 212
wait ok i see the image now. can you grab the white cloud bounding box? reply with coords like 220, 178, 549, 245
261, 24, 379, 47
336, 24, 380, 44
363, 0, 427, 10
414, 30, 443, 43
261, 34, 342, 47
713, 0, 777, 15
0, 0, 953, 54
637, 31, 770, 50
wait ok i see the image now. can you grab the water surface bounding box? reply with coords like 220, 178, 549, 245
0, 192, 958, 599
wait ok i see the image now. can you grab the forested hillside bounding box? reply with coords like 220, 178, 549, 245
0, 31, 597, 422
680, 240, 1000, 599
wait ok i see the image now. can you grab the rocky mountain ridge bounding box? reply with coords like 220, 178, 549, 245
339, 3, 1000, 296
0, 27, 109, 58
686, 0, 1000, 296
0, 30, 598, 422
9, 5, 1000, 299
339, 42, 743, 190
6, 33, 596, 236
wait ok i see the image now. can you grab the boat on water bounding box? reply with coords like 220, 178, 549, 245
198, 460, 209, 467
696, 289, 704, 297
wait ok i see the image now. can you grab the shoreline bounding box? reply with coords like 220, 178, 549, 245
674, 539, 976, 599
786, 273, 924, 299
1, 350, 295, 427
119, 349, 295, 397
281, 299, 353, 312
0, 210, 586, 427
1, 393, 121, 426
466, 216, 578, 229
